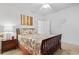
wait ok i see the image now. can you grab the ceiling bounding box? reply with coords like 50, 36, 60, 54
0, 3, 79, 26
9, 3, 79, 15
0, 3, 79, 16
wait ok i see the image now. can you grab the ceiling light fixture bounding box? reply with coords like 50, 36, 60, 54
42, 4, 51, 8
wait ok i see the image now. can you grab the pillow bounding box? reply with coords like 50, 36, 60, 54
20, 28, 37, 35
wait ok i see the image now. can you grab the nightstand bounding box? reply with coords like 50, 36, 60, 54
1, 39, 18, 53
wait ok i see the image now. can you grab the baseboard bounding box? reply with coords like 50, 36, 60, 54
61, 41, 79, 46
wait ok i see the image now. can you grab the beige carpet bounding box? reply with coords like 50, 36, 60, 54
0, 49, 22, 55
0, 42, 79, 55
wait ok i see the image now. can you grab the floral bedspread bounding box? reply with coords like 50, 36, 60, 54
18, 34, 53, 55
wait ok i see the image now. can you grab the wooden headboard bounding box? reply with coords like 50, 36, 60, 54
16, 28, 20, 40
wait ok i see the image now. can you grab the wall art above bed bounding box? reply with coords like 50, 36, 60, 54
21, 14, 33, 26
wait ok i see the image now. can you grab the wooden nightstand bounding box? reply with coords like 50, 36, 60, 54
1, 39, 18, 53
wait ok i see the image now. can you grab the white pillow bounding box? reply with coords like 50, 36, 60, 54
20, 28, 37, 35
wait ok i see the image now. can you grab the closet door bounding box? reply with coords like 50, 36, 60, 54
38, 20, 44, 34
38, 20, 50, 35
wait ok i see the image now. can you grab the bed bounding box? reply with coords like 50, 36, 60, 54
16, 28, 62, 55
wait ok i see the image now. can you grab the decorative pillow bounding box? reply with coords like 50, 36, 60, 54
20, 28, 37, 35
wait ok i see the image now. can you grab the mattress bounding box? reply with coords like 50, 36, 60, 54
18, 33, 55, 55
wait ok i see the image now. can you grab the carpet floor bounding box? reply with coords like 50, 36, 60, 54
0, 42, 79, 55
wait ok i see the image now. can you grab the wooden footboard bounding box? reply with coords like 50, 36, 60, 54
41, 34, 62, 55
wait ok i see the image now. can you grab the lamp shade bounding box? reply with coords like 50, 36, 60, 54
4, 26, 13, 32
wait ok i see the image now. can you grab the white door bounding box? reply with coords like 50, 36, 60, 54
38, 20, 50, 35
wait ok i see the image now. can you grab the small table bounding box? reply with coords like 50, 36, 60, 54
1, 39, 18, 53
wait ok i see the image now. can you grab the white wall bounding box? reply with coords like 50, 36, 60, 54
0, 4, 39, 40
46, 5, 79, 45
0, 4, 39, 31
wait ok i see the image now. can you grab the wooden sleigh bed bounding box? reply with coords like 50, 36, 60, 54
16, 28, 62, 55
1, 29, 62, 55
